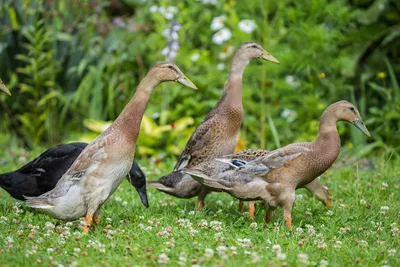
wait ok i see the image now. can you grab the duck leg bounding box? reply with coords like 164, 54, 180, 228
304, 179, 332, 207
239, 201, 244, 213
197, 186, 210, 211
93, 210, 101, 225
83, 213, 93, 233
248, 202, 255, 220
264, 205, 276, 224
282, 191, 295, 231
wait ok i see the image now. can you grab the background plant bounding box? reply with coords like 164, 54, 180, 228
0, 0, 399, 159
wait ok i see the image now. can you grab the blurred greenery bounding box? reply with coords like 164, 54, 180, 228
0, 0, 399, 158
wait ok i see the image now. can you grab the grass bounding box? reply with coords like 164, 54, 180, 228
0, 146, 399, 266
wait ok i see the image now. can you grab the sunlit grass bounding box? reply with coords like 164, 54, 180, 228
0, 147, 399, 266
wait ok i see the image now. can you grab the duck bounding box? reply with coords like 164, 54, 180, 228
0, 79, 12, 96
25, 62, 197, 232
0, 142, 149, 208
183, 101, 370, 230
148, 42, 280, 218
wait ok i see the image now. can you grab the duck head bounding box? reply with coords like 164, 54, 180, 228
334, 100, 371, 137
150, 62, 198, 90
235, 42, 280, 64
127, 162, 149, 208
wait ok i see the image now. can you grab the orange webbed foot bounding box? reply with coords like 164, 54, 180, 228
83, 214, 93, 233
285, 215, 292, 231
239, 201, 244, 213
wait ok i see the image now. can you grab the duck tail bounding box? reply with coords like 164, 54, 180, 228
24, 196, 54, 209
181, 169, 229, 191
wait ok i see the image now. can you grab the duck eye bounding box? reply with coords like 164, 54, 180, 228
251, 45, 258, 48
349, 107, 355, 111
168, 65, 174, 70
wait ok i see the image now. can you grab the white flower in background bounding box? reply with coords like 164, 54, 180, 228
204, 248, 214, 258
380, 206, 389, 215
281, 108, 298, 123
212, 27, 232, 44
149, 5, 158, 13
360, 199, 366, 205
158, 253, 169, 264
297, 253, 309, 264
191, 53, 200, 62
277, 252, 287, 260
285, 75, 301, 87
158, 6, 177, 20
219, 45, 234, 59
272, 244, 282, 254
217, 63, 225, 70
211, 15, 226, 30
320, 260, 329, 267
238, 19, 257, 33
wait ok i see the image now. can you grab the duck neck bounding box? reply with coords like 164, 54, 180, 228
219, 56, 250, 108
314, 109, 341, 161
115, 75, 160, 144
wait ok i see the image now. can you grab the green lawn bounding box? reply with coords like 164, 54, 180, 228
0, 148, 399, 266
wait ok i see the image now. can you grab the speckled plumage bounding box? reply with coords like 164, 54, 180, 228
149, 43, 280, 211
183, 101, 371, 230
25, 62, 197, 232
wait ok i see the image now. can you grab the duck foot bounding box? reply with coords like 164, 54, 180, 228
326, 199, 332, 208
93, 215, 101, 225
83, 214, 93, 233
197, 200, 205, 211
249, 202, 255, 220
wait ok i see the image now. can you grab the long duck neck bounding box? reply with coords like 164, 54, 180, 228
314, 107, 341, 163
219, 55, 251, 108
115, 75, 160, 144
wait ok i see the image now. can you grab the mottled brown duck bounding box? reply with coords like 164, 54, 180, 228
148, 42, 279, 217
26, 63, 197, 233
183, 101, 370, 230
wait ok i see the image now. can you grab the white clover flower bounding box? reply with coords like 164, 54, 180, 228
219, 45, 234, 59
285, 75, 301, 88
297, 253, 309, 264
296, 227, 304, 235
360, 199, 366, 205
190, 53, 200, 62
381, 182, 388, 190
380, 206, 389, 214
277, 252, 287, 260
238, 19, 257, 33
216, 246, 228, 259
333, 240, 342, 248
320, 260, 329, 267
388, 249, 396, 257
211, 15, 226, 31
249, 222, 257, 229
305, 208, 313, 216
359, 240, 368, 247
281, 109, 298, 123
212, 28, 232, 44
199, 0, 218, 4
272, 244, 282, 254
204, 248, 214, 258
158, 253, 169, 264
230, 246, 237, 256
326, 210, 334, 216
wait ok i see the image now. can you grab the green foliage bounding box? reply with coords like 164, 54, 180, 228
0, 0, 399, 157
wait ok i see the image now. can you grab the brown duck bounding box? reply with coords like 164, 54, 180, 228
26, 63, 197, 233
183, 101, 370, 230
148, 42, 280, 216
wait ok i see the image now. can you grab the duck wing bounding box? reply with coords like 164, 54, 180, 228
173, 118, 216, 170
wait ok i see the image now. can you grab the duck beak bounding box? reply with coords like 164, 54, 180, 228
353, 119, 371, 137
260, 51, 280, 64
136, 186, 149, 208
0, 79, 11, 96
177, 76, 198, 90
